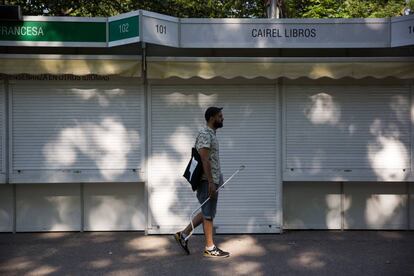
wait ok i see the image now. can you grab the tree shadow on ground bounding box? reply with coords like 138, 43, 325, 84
0, 231, 413, 275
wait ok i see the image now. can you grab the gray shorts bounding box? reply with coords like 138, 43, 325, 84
196, 180, 218, 220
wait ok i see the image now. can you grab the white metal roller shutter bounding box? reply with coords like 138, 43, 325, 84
10, 81, 145, 183
284, 84, 411, 181
149, 85, 281, 234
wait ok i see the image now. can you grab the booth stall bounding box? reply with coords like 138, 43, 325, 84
0, 10, 413, 233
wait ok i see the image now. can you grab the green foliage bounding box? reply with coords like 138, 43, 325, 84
4, 0, 410, 18
341, 0, 406, 18
5, 0, 266, 18
407, 0, 414, 10
285, 0, 407, 18
302, 0, 345, 18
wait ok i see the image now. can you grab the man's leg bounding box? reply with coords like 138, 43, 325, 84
203, 217, 214, 248
181, 212, 215, 247
182, 211, 215, 247
174, 212, 204, 255
202, 216, 229, 258
182, 212, 203, 236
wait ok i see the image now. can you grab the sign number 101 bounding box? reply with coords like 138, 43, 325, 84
156, 24, 167, 34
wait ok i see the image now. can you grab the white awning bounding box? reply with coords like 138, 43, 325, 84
0, 55, 141, 77
147, 57, 414, 80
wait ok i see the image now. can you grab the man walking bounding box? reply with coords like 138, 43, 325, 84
175, 106, 230, 258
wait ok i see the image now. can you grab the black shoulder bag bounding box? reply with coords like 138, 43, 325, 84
183, 147, 203, 191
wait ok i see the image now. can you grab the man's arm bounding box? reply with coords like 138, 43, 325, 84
199, 148, 217, 198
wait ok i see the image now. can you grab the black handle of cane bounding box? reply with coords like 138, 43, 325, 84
184, 165, 245, 241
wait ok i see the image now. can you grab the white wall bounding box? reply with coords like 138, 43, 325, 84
11, 183, 146, 232
16, 184, 81, 232
83, 182, 145, 231
344, 182, 408, 230
0, 185, 13, 232
283, 182, 341, 229
284, 182, 410, 230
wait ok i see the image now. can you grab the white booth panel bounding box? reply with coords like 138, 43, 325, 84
284, 83, 411, 182
83, 183, 145, 231
149, 85, 281, 234
283, 182, 341, 229
0, 185, 13, 232
11, 81, 145, 183
16, 184, 81, 232
344, 182, 407, 230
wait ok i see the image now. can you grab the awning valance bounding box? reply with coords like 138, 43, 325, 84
147, 58, 414, 80
0, 55, 141, 77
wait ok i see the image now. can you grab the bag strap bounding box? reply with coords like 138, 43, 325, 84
194, 132, 198, 149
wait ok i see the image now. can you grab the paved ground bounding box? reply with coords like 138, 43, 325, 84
0, 231, 413, 276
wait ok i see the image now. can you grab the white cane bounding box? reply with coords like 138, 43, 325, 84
184, 165, 245, 241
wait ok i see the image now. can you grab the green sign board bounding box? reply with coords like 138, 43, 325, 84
0, 21, 106, 43
109, 15, 139, 42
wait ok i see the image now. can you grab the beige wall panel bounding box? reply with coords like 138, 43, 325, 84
344, 182, 407, 229
16, 184, 81, 232
83, 183, 145, 231
0, 185, 13, 232
283, 182, 341, 229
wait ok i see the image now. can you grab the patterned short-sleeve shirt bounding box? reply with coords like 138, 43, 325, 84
195, 126, 221, 184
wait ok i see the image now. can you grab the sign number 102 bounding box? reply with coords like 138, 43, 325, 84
119, 23, 129, 33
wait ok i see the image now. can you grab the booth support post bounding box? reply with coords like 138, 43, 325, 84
4, 78, 15, 234
141, 39, 150, 235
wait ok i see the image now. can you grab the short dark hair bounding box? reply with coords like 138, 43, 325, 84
204, 106, 223, 122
